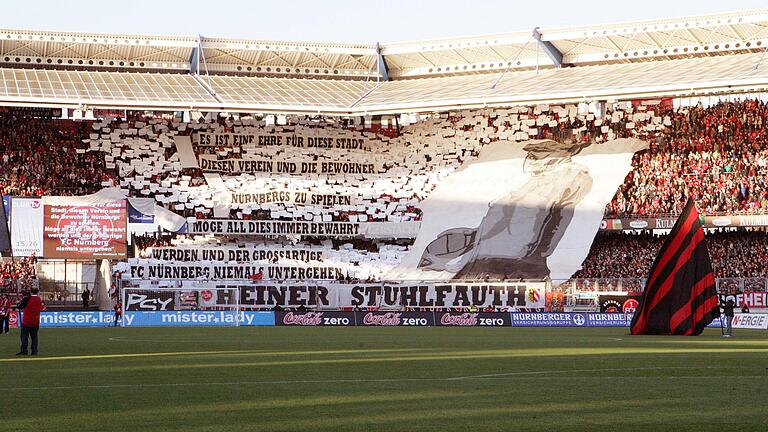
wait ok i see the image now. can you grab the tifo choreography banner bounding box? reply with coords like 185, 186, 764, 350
127, 263, 345, 281
389, 138, 648, 281
186, 219, 363, 237
123, 282, 547, 310
183, 219, 418, 239
199, 155, 380, 175
196, 132, 370, 151
229, 190, 352, 207
145, 246, 325, 263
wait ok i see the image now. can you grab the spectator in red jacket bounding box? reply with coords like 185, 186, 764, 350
0, 294, 10, 334
113, 302, 122, 327
16, 287, 44, 355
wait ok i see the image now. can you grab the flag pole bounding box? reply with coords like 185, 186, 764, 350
718, 307, 725, 336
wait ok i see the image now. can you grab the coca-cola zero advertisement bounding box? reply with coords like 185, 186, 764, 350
358, 311, 435, 326
436, 312, 512, 326
276, 311, 355, 326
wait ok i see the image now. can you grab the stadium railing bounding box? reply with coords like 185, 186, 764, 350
38, 280, 95, 305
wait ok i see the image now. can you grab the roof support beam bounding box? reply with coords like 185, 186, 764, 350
189, 46, 199, 74
191, 35, 222, 103
376, 42, 389, 81
188, 48, 200, 74
532, 27, 563, 68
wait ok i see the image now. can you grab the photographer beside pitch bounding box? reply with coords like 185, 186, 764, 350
15, 288, 44, 355
721, 298, 735, 338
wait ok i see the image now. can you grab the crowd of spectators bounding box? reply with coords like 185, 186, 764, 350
0, 112, 114, 197
0, 256, 37, 280
131, 233, 174, 254
604, 99, 768, 216
575, 230, 768, 279
0, 256, 38, 294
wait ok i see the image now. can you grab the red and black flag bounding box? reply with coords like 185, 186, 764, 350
630, 199, 720, 335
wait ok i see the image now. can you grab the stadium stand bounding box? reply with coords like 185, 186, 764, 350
2, 10, 768, 304
5, 97, 768, 285
606, 99, 768, 216
0, 110, 113, 197
0, 256, 37, 295
575, 230, 768, 279
4, 98, 768, 222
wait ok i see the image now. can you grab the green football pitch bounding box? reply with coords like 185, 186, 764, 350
0, 327, 766, 431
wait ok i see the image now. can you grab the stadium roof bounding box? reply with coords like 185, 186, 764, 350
1, 9, 768, 114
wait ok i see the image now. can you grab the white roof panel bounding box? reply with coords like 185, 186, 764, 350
357, 52, 768, 112
0, 68, 216, 106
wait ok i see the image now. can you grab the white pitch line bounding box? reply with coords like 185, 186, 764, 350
0, 366, 762, 391
447, 365, 747, 380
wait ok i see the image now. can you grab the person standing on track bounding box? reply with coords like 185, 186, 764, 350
722, 298, 735, 338
16, 288, 43, 355
0, 294, 10, 334
81, 288, 91, 310
113, 302, 122, 327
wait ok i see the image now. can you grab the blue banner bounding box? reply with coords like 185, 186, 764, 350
584, 313, 632, 327
39, 311, 117, 327
707, 317, 724, 329
124, 311, 274, 327
35, 311, 274, 327
128, 202, 154, 224
510, 312, 632, 327
511, 312, 589, 327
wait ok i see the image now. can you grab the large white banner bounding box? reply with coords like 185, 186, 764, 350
389, 138, 647, 281
228, 190, 352, 207
198, 155, 380, 175
183, 219, 419, 239
196, 132, 370, 151
127, 282, 546, 310
144, 246, 325, 263
186, 219, 363, 237
127, 262, 345, 281
10, 197, 44, 257
330, 282, 546, 310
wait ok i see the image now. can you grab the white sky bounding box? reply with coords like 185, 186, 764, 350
2, 0, 767, 44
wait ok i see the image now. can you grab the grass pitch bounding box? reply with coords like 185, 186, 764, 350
0, 327, 766, 431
